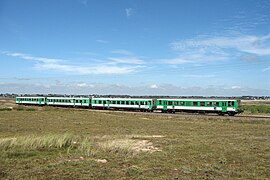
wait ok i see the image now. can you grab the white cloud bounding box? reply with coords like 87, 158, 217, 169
182, 74, 216, 78
96, 39, 108, 43
125, 8, 133, 17
111, 49, 133, 56
79, 0, 88, 7
3, 52, 141, 75
108, 57, 145, 65
262, 66, 270, 72
231, 86, 241, 89
1, 82, 269, 96
169, 33, 270, 64
150, 84, 158, 89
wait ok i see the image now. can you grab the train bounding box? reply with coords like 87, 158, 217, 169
15, 96, 242, 116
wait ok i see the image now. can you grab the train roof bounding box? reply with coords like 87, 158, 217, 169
47, 97, 89, 99
92, 97, 153, 101
156, 98, 238, 101
16, 96, 45, 98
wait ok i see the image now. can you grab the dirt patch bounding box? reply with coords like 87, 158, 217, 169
130, 135, 165, 138
98, 138, 161, 154
0, 100, 17, 109
95, 159, 108, 163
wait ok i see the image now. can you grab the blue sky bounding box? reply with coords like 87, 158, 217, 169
0, 0, 269, 95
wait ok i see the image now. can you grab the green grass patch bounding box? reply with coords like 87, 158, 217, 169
241, 104, 270, 114
0, 108, 12, 111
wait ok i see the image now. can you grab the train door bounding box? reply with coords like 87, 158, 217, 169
103, 100, 106, 108
221, 101, 227, 112
107, 100, 110, 109
163, 100, 168, 111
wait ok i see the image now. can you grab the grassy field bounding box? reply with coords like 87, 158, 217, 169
241, 100, 270, 115
0, 100, 270, 179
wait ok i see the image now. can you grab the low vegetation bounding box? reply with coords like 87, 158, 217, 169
0, 99, 269, 178
241, 104, 270, 114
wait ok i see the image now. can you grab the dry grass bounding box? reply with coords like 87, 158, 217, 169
0, 134, 94, 157
98, 137, 161, 155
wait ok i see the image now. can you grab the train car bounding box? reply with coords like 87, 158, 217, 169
16, 97, 46, 105
47, 97, 90, 107
156, 99, 240, 116
92, 97, 154, 111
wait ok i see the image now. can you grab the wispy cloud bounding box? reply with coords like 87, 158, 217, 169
2, 52, 142, 75
262, 66, 270, 72
1, 82, 269, 96
108, 57, 144, 65
125, 8, 133, 17
111, 49, 133, 56
171, 34, 270, 55
96, 39, 108, 43
182, 74, 216, 78
78, 0, 88, 7
168, 33, 270, 64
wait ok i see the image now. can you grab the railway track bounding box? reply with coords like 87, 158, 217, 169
84, 108, 270, 120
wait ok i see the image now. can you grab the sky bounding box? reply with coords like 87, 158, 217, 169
0, 0, 269, 96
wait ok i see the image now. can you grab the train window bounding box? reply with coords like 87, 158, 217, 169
140, 101, 144, 105
168, 101, 172, 105
79, 100, 82, 103
98, 100, 101, 104
116, 101, 119, 104
174, 101, 178, 106
213, 102, 218, 106
158, 100, 162, 104
192, 102, 198, 106
228, 101, 234, 106
103, 100, 106, 104
207, 102, 212, 106
200, 102, 205, 106
135, 101, 139, 105
131, 101, 134, 105
180, 101, 184, 105
126, 101, 130, 105
121, 101, 124, 105
148, 101, 151, 105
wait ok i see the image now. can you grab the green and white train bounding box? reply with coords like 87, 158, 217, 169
16, 96, 242, 116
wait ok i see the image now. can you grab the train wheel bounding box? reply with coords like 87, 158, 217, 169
218, 112, 225, 116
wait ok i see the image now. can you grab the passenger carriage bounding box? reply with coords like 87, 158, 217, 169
156, 99, 240, 116
16, 97, 46, 105
46, 97, 90, 107
92, 97, 154, 111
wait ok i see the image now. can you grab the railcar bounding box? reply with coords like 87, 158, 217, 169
92, 97, 154, 111
16, 97, 46, 105
47, 97, 90, 107
15, 96, 242, 116
156, 98, 240, 116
